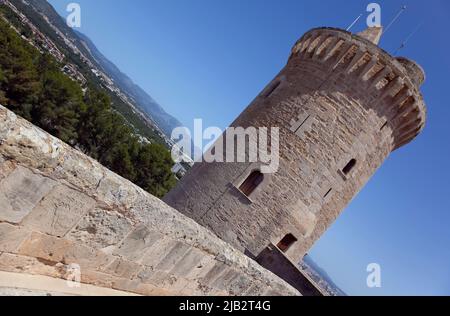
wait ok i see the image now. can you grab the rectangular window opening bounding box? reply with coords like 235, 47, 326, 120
277, 234, 298, 253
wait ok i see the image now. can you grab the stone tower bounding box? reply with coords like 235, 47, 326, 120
164, 27, 427, 265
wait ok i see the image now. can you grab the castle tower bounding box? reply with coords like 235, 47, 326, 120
164, 27, 427, 265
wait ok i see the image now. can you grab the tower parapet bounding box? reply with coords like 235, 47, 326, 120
290, 27, 426, 150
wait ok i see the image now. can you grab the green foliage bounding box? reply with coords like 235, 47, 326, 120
0, 67, 8, 105
0, 18, 176, 197
5, 0, 167, 145
134, 143, 177, 197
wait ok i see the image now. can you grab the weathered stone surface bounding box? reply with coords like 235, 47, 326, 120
141, 270, 190, 292
0, 159, 15, 181
0, 253, 64, 278
0, 166, 55, 223
211, 268, 239, 290
51, 151, 104, 197
95, 168, 141, 208
184, 254, 217, 280
67, 209, 133, 250
201, 262, 229, 286
170, 248, 207, 278
16, 232, 113, 270
155, 242, 191, 272
243, 281, 266, 296
140, 237, 179, 268
17, 232, 72, 263
103, 258, 141, 279
113, 225, 163, 262
0, 108, 63, 173
111, 278, 173, 296
0, 287, 71, 296
0, 223, 31, 253
227, 274, 252, 295
22, 185, 96, 237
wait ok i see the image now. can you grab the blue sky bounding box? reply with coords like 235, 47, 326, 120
48, 0, 450, 295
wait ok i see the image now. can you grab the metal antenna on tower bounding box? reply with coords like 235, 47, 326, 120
394, 22, 424, 55
346, 13, 363, 31
382, 5, 407, 35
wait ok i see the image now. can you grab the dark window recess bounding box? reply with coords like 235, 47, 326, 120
264, 80, 281, 98
277, 234, 298, 253
323, 188, 333, 199
239, 170, 264, 197
380, 121, 388, 131
342, 159, 357, 175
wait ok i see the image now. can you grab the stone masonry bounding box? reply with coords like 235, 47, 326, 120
0, 105, 299, 296
164, 26, 427, 266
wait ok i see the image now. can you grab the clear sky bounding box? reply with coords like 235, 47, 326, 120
48, 0, 450, 295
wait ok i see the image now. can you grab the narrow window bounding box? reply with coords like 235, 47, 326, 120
380, 121, 388, 131
264, 80, 281, 98
239, 170, 264, 197
342, 159, 357, 175
323, 188, 333, 199
277, 234, 298, 253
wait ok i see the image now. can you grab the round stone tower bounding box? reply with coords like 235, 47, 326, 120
164, 27, 427, 264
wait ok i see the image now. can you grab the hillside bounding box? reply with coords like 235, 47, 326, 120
75, 30, 183, 137
8, 0, 182, 141
0, 3, 177, 197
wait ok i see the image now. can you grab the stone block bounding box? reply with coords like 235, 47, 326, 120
0, 159, 15, 182
155, 242, 191, 272
184, 254, 217, 280
169, 248, 206, 278
200, 262, 229, 286
67, 208, 133, 250
111, 278, 172, 296
211, 268, 239, 290
113, 225, 163, 262
0, 253, 65, 279
0, 166, 56, 223
243, 281, 266, 296
17, 232, 113, 270
52, 152, 104, 196
0, 223, 31, 253
17, 232, 72, 263
227, 274, 252, 295
61, 241, 114, 271
103, 258, 142, 279
141, 270, 189, 293
22, 185, 96, 237
140, 237, 178, 268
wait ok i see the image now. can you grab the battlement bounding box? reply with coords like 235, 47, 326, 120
289, 27, 426, 150
0, 105, 299, 296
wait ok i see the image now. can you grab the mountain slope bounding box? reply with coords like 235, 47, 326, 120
75, 31, 182, 136
302, 255, 347, 296
21, 0, 182, 137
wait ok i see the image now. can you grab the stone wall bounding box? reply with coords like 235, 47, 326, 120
0, 105, 299, 296
256, 245, 324, 296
